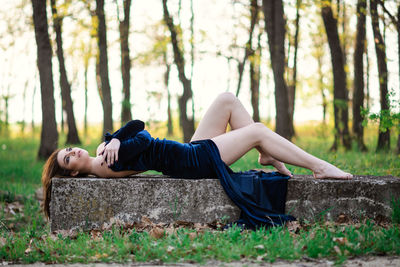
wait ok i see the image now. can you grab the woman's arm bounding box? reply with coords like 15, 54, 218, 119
105, 120, 145, 142
99, 130, 152, 166
91, 155, 143, 177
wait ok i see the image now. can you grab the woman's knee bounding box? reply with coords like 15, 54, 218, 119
216, 92, 237, 107
252, 122, 271, 137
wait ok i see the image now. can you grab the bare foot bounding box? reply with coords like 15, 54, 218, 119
258, 153, 293, 177
313, 162, 353, 179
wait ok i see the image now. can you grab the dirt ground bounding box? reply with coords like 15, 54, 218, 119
4, 256, 400, 267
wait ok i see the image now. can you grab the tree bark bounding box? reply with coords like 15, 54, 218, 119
288, 0, 301, 138
50, 0, 80, 144
236, 0, 259, 97
352, 0, 367, 151
321, 3, 351, 150
370, 0, 390, 151
164, 54, 173, 136
398, 5, 400, 154
31, 0, 58, 159
262, 0, 292, 140
96, 0, 113, 134
119, 0, 132, 125
162, 0, 194, 142
250, 32, 262, 122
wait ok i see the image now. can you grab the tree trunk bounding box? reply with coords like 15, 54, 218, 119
96, 0, 113, 134
84, 58, 89, 137
236, 0, 259, 97
162, 0, 194, 142
51, 0, 80, 144
119, 0, 132, 125
370, 0, 390, 151
352, 0, 367, 151
250, 32, 262, 122
262, 0, 292, 140
397, 5, 400, 154
163, 51, 173, 136
321, 3, 351, 150
288, 0, 301, 138
31, 0, 58, 159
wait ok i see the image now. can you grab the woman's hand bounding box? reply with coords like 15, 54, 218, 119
98, 138, 121, 167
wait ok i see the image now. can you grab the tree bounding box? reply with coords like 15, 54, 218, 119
116, 0, 132, 125
31, 0, 58, 159
352, 0, 367, 151
287, 0, 301, 138
262, 0, 292, 140
162, 0, 194, 142
370, 0, 390, 150
50, 0, 81, 144
236, 0, 259, 97
321, 1, 351, 150
96, 0, 113, 134
378, 0, 400, 153
250, 31, 262, 122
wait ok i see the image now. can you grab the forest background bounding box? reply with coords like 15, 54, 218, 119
0, 0, 399, 159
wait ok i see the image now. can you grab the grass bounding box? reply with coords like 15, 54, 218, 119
0, 123, 399, 264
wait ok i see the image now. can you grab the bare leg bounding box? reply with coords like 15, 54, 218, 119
212, 123, 352, 179
191, 92, 291, 175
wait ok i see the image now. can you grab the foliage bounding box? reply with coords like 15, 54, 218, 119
362, 91, 400, 133
392, 197, 400, 224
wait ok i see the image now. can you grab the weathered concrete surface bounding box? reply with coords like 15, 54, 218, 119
50, 174, 400, 231
50, 175, 240, 231
286, 175, 400, 222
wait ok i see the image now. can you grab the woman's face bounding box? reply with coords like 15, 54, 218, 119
57, 147, 90, 175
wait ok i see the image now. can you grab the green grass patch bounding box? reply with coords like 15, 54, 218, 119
0, 123, 399, 264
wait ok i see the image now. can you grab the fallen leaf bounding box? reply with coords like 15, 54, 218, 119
333, 237, 348, 246
336, 214, 350, 224
141, 216, 154, 226
333, 245, 341, 255
149, 227, 164, 239
0, 237, 6, 248
188, 232, 197, 241
254, 244, 265, 250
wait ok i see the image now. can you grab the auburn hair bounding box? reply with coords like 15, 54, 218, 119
41, 149, 70, 219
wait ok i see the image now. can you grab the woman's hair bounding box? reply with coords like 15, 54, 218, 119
41, 148, 71, 219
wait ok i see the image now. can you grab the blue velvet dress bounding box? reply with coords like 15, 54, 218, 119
105, 120, 295, 229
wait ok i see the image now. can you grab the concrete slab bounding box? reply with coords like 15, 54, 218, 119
50, 174, 400, 231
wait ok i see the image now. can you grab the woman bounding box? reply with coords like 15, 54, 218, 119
42, 92, 352, 228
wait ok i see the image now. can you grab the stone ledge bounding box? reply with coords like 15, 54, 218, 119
50, 174, 400, 231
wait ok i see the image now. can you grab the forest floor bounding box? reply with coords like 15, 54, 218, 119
0, 123, 399, 265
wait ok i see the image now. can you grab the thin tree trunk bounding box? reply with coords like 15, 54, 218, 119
84, 58, 89, 137
288, 0, 301, 138
31, 0, 58, 159
236, 0, 259, 97
162, 0, 194, 142
352, 0, 367, 151
250, 32, 262, 122
164, 53, 173, 136
119, 0, 132, 125
51, 0, 80, 144
370, 0, 390, 151
397, 5, 400, 154
32, 71, 37, 133
262, 0, 292, 140
96, 0, 113, 134
321, 2, 351, 150
366, 38, 370, 110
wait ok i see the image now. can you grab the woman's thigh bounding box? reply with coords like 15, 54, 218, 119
191, 92, 254, 142
211, 124, 260, 165
190, 93, 232, 141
